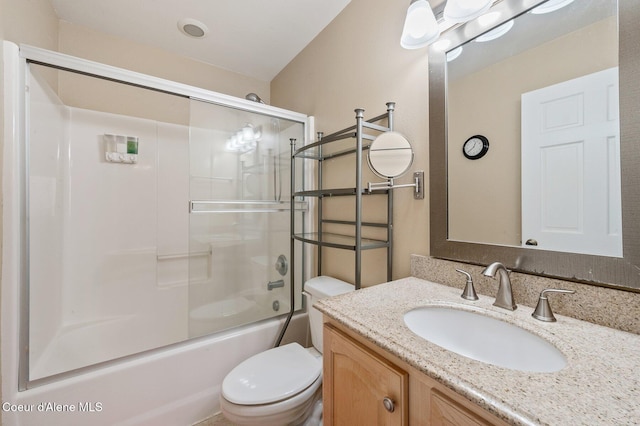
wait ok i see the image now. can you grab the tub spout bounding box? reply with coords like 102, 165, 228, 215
267, 279, 285, 291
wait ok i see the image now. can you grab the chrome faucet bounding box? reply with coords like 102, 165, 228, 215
482, 262, 517, 311
455, 269, 478, 301
532, 288, 575, 322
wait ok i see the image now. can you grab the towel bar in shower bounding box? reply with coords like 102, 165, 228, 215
156, 250, 211, 260
189, 200, 308, 213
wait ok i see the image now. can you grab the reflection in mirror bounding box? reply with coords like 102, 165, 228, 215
429, 0, 640, 290
446, 0, 619, 256
367, 131, 414, 178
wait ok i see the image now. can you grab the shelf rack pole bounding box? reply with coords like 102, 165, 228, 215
317, 132, 324, 277
386, 102, 395, 282
355, 109, 364, 289
291, 102, 396, 291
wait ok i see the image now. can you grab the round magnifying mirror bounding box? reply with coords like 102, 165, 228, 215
367, 132, 414, 179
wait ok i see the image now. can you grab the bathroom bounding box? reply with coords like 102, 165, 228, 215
1, 0, 639, 425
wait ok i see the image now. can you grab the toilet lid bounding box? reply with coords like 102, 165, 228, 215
222, 342, 322, 405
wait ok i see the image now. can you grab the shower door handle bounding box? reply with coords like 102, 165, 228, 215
267, 279, 285, 291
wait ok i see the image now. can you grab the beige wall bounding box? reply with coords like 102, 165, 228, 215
447, 17, 618, 246
2, 0, 58, 50
271, 0, 430, 286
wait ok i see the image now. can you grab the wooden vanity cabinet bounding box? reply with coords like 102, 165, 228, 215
323, 322, 510, 426
323, 324, 409, 425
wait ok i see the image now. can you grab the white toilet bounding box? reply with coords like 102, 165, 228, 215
220, 276, 355, 426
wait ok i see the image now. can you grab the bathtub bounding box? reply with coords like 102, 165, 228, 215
1, 312, 308, 426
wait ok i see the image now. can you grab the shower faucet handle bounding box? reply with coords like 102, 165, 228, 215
275, 254, 288, 276
455, 269, 479, 301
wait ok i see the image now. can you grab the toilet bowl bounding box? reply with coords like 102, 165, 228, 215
220, 276, 354, 425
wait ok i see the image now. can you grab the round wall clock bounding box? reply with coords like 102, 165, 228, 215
462, 135, 489, 160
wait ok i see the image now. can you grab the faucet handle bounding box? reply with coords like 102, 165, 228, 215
532, 288, 575, 322
455, 269, 479, 301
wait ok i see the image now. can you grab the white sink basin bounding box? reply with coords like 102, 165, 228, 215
404, 306, 567, 373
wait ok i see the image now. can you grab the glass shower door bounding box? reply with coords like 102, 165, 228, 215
188, 100, 304, 337
20, 57, 307, 388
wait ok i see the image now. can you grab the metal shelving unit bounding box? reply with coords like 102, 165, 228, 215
291, 102, 396, 289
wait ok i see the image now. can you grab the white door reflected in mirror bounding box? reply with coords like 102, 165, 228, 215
521, 68, 622, 257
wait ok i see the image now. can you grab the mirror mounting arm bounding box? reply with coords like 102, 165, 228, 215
367, 171, 424, 199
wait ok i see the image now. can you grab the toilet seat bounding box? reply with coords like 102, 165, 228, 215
222, 343, 322, 405
220, 374, 322, 424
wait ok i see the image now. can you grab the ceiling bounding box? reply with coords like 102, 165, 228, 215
51, 0, 352, 82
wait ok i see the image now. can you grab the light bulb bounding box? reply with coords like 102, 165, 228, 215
401, 0, 440, 49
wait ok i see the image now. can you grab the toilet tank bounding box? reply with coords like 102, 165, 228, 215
305, 276, 354, 354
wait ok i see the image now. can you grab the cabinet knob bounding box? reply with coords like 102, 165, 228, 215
383, 397, 395, 413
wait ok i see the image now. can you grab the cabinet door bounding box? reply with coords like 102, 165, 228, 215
430, 390, 494, 426
323, 324, 408, 426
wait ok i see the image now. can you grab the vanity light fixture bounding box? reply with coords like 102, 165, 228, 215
443, 0, 492, 23
446, 46, 463, 61
431, 39, 452, 51
475, 19, 514, 42
431, 39, 463, 61
400, 0, 440, 49
531, 0, 575, 14
225, 124, 262, 153
477, 11, 501, 27
401, 0, 498, 49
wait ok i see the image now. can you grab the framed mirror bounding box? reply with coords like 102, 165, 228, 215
367, 131, 414, 179
429, 0, 640, 291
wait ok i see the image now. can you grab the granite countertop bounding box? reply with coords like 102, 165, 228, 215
315, 277, 640, 426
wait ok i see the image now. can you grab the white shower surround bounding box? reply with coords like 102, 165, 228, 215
1, 41, 311, 425
27, 78, 192, 378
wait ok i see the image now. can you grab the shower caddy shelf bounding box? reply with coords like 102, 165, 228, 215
291, 102, 396, 289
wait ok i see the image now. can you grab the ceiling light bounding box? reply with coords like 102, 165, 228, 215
432, 39, 452, 51
444, 0, 493, 24
401, 0, 502, 49
475, 19, 514, 42
178, 18, 209, 38
225, 124, 262, 153
401, 0, 440, 49
446, 46, 463, 61
531, 0, 575, 14
477, 11, 501, 27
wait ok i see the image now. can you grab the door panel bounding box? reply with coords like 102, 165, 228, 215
521, 67, 621, 257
